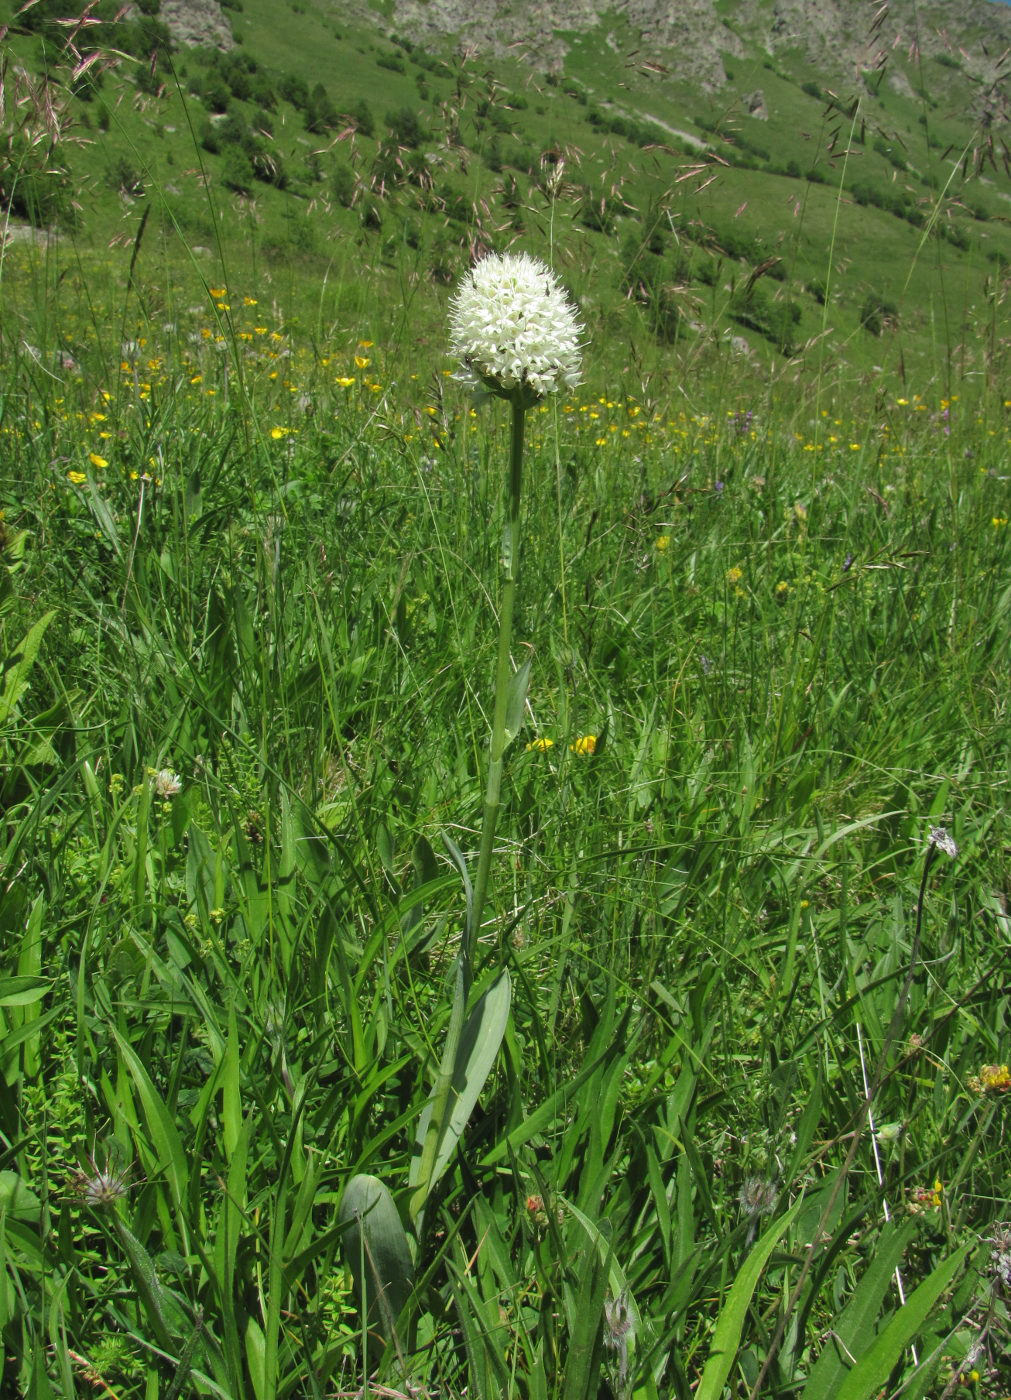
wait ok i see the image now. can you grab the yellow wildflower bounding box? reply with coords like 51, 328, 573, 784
67, 470, 86, 485
525, 737, 554, 752
89, 453, 108, 469
655, 535, 670, 552
969, 1063, 1011, 1093
909, 1177, 944, 1213
570, 735, 597, 756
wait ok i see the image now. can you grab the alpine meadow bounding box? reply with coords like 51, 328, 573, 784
1, 0, 1011, 1396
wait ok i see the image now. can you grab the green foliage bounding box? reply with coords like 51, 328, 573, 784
306, 80, 339, 133
221, 144, 255, 193
376, 50, 407, 75
352, 97, 375, 137
384, 104, 427, 148
859, 290, 898, 335
331, 161, 356, 207
730, 281, 802, 352
339, 1174, 415, 1358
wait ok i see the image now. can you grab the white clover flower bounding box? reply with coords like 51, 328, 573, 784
153, 768, 182, 799
449, 251, 584, 403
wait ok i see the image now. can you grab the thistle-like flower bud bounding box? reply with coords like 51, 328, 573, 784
449, 251, 584, 404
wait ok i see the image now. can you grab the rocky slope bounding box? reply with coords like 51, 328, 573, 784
362, 0, 1011, 94
158, 0, 1010, 112
159, 0, 234, 49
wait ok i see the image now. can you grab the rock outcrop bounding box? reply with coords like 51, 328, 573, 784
159, 0, 234, 50
367, 0, 1011, 95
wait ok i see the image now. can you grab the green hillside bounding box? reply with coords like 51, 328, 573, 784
2, 0, 1009, 401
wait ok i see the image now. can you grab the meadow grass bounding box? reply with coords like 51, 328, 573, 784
1, 38, 1011, 1394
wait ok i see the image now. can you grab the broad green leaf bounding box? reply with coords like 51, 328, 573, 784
222, 1002, 242, 1159
111, 1217, 175, 1353
0, 1172, 40, 1221
410, 969, 511, 1207
833, 1243, 970, 1400
0, 976, 49, 1009
696, 1196, 804, 1400
0, 609, 57, 726
565, 1197, 641, 1333
448, 1264, 513, 1400
562, 1232, 610, 1400
82, 480, 123, 558
339, 1173, 415, 1356
802, 1218, 916, 1400
246, 1317, 267, 1400
504, 653, 533, 742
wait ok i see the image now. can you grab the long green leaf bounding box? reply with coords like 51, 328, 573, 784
0, 976, 49, 1008
0, 609, 56, 725
696, 1196, 804, 1400
562, 1231, 611, 1400
339, 1173, 415, 1358
801, 1219, 916, 1400
833, 1243, 970, 1400
504, 653, 533, 743
111, 1026, 191, 1250
448, 1260, 514, 1400
410, 968, 511, 1207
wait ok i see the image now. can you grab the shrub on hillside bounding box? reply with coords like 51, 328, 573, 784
331, 163, 356, 208
277, 72, 310, 111
385, 106, 427, 148
352, 100, 375, 138
708, 222, 761, 263
859, 292, 898, 335
873, 136, 907, 172
246, 73, 277, 110
106, 155, 145, 197
620, 234, 688, 344
0, 164, 75, 226
306, 83, 339, 134
198, 76, 232, 113
222, 147, 255, 195
730, 284, 801, 354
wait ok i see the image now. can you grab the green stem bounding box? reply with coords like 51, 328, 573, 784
410, 396, 526, 1235
468, 396, 525, 979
